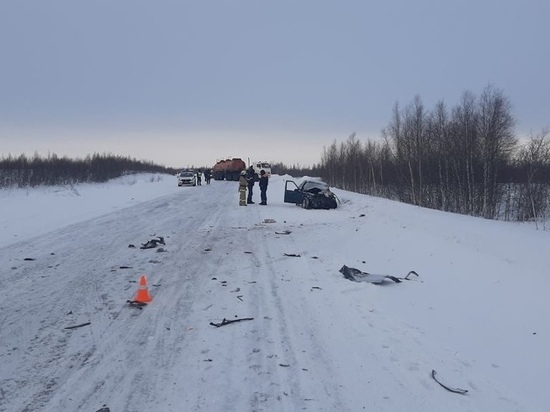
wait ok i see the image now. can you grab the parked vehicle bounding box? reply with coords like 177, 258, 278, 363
284, 179, 338, 209
212, 158, 246, 181
251, 161, 272, 180
177, 170, 197, 186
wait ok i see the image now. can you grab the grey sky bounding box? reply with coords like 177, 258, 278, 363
1, 0, 548, 168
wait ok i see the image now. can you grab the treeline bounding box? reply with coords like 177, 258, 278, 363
0, 152, 178, 188
271, 162, 321, 178
318, 85, 550, 224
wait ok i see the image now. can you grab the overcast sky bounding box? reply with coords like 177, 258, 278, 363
1, 0, 548, 169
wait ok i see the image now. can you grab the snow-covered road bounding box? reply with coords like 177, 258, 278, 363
1, 175, 548, 411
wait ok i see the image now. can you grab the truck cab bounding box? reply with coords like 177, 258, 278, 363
252, 161, 271, 180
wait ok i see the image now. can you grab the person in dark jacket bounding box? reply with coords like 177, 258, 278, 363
245, 165, 255, 204
259, 169, 268, 205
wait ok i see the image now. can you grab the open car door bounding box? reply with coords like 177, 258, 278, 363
284, 180, 304, 204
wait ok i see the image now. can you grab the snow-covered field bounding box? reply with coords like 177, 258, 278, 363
0, 173, 548, 412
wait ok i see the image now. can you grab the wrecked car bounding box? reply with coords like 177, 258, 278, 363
284, 179, 338, 209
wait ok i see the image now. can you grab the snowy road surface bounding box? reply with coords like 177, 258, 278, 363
1, 174, 548, 411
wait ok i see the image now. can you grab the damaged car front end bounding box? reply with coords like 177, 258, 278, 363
284, 180, 338, 209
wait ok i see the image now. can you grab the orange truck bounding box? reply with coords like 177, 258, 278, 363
212, 158, 247, 181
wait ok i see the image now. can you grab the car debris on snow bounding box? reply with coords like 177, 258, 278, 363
431, 369, 468, 394
275, 230, 292, 235
126, 300, 147, 309
64, 322, 91, 330
140, 236, 165, 249
339, 265, 419, 284
284, 253, 301, 257
209, 317, 254, 327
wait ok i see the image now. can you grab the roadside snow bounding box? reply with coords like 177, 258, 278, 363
0, 173, 548, 412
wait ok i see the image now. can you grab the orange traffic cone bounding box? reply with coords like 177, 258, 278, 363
133, 275, 152, 303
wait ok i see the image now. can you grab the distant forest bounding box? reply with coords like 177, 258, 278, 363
0, 153, 179, 187
1, 85, 548, 224
317, 85, 550, 226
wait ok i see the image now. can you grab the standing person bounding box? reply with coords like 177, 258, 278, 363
196, 170, 202, 186
259, 169, 268, 205
238, 170, 248, 206
245, 165, 255, 204
204, 169, 211, 184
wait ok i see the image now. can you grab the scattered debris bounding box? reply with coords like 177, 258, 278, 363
275, 230, 292, 235
311, 286, 322, 290
231, 288, 241, 293
119, 266, 133, 269
237, 295, 243, 301
359, 214, 365, 217
279, 364, 290, 367
23, 257, 36, 261
210, 317, 254, 327
140, 236, 165, 249
263, 219, 276, 223
284, 253, 301, 257
244, 251, 253, 254
128, 244, 136, 248
96, 405, 110, 412
339, 265, 419, 284
126, 300, 147, 310
311, 256, 319, 259
204, 248, 212, 252
64, 322, 91, 330
431, 369, 468, 394
156, 247, 167, 253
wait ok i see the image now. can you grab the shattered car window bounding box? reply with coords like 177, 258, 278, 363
301, 181, 329, 193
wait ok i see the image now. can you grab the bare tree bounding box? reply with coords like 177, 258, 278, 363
477, 85, 517, 218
